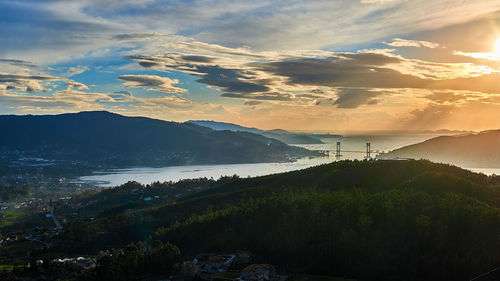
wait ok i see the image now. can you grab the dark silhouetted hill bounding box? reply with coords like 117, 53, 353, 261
379, 130, 500, 167
0, 111, 320, 167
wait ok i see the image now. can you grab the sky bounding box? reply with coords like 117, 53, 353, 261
2, 0, 500, 132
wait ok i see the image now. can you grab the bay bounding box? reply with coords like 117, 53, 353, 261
80, 134, 495, 187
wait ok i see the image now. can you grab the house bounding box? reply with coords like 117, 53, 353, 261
240, 264, 277, 281
181, 261, 199, 279
183, 253, 237, 280
75, 257, 96, 269
53, 257, 96, 270
234, 251, 251, 264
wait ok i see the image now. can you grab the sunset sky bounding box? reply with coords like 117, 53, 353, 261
3, 0, 500, 132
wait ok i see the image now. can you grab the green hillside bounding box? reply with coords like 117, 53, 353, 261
57, 160, 500, 281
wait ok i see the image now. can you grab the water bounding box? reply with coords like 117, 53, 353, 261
80, 134, 494, 187
467, 168, 500, 176
79, 157, 334, 187
296, 134, 436, 158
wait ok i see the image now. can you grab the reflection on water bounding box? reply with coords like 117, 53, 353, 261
80, 157, 334, 187
468, 168, 500, 176
79, 134, 496, 187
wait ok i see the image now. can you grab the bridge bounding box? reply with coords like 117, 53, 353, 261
317, 142, 383, 160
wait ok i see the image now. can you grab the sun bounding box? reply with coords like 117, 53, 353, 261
495, 37, 500, 53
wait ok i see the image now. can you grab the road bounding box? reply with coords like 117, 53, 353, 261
50, 206, 63, 231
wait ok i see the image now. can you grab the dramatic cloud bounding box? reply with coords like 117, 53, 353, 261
125, 41, 500, 115
118, 74, 187, 93
125, 54, 271, 95
258, 52, 500, 93
3, 0, 500, 63
4, 0, 500, 130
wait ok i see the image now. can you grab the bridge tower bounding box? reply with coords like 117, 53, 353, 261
365, 142, 371, 159
335, 141, 342, 160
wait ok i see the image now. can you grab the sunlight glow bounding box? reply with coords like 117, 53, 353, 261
495, 37, 500, 53
453, 39, 500, 61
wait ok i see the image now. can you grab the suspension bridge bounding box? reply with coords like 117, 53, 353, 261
317, 141, 382, 160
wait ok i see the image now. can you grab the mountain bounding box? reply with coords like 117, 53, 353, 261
0, 111, 320, 167
188, 120, 327, 144
379, 130, 500, 167
187, 120, 262, 134
61, 160, 500, 281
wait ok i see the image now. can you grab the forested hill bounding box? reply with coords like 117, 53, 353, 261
379, 130, 500, 167
0, 111, 319, 166
62, 160, 500, 281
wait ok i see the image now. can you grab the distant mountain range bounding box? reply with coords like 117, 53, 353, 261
380, 130, 500, 167
188, 120, 341, 144
0, 111, 321, 167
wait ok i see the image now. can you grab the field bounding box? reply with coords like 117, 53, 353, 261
0, 210, 28, 228
0, 264, 24, 271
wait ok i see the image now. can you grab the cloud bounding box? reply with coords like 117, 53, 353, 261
195, 65, 270, 94
385, 38, 440, 48
0, 83, 193, 115
0, 73, 62, 93
258, 51, 500, 93
0, 74, 58, 83
166, 41, 269, 59
125, 54, 271, 94
180, 55, 216, 63
113, 32, 164, 41
334, 88, 385, 108
63, 66, 90, 77
127, 42, 500, 113
453, 50, 500, 61
66, 81, 89, 90
118, 74, 187, 93
361, 0, 400, 3
258, 52, 411, 89
425, 91, 470, 104
244, 100, 262, 106
0, 59, 48, 69
0, 1, 122, 64
221, 92, 292, 101
4, 0, 500, 65
3, 1, 499, 131
296, 93, 326, 99
140, 95, 193, 108
401, 104, 456, 129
